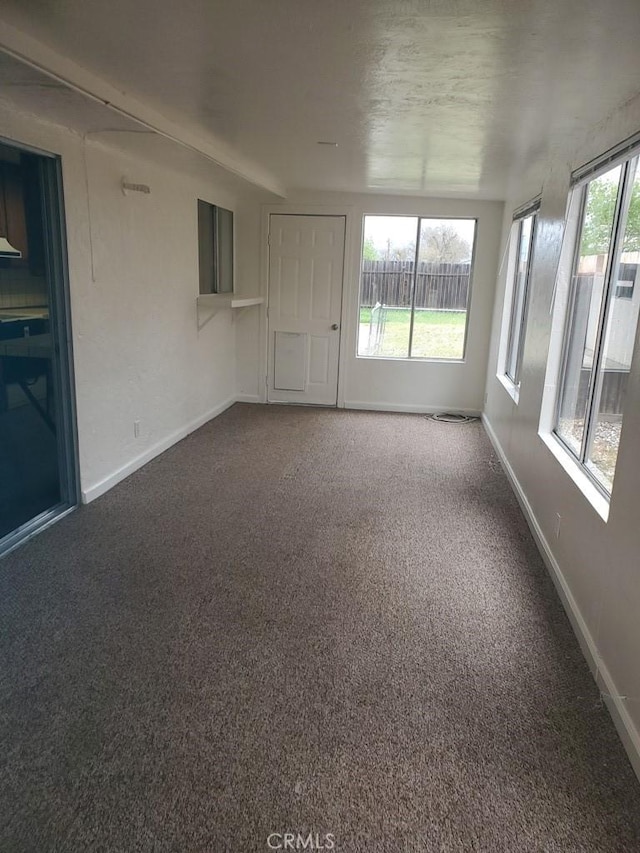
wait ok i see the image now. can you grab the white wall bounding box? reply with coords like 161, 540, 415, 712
236, 192, 503, 414
484, 96, 640, 778
0, 104, 257, 502
234, 199, 267, 402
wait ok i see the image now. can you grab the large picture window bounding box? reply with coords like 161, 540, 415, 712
357, 216, 477, 360
554, 150, 640, 494
504, 205, 538, 387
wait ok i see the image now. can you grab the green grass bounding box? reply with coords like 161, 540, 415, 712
358, 307, 466, 359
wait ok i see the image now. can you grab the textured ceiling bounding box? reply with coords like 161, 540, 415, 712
1, 0, 640, 199
0, 52, 272, 198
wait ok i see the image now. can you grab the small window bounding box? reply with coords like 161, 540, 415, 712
553, 151, 640, 494
357, 215, 477, 360
198, 200, 233, 294
503, 206, 538, 387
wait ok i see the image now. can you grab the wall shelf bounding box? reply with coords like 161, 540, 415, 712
230, 296, 264, 308
196, 293, 264, 329
197, 293, 264, 310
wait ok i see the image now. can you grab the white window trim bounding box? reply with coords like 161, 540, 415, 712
539, 432, 610, 522
356, 214, 478, 362
540, 139, 640, 513
498, 370, 520, 404
497, 198, 540, 402
496, 220, 521, 401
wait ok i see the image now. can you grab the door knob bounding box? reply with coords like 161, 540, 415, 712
331, 323, 339, 330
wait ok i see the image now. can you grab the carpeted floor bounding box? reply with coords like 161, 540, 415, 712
1, 403, 639, 852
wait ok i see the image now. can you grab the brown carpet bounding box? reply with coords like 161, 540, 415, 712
1, 403, 639, 852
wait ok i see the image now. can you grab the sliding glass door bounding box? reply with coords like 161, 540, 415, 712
0, 139, 78, 551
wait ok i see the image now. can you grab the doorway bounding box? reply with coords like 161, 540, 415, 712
0, 139, 78, 553
267, 214, 345, 405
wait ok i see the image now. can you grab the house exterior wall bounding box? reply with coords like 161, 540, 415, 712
236, 193, 503, 414
0, 104, 244, 502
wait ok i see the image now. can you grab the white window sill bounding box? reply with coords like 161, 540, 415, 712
539, 430, 610, 522
356, 354, 465, 364
497, 372, 520, 405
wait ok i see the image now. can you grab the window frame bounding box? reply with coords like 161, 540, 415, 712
356, 214, 478, 362
198, 199, 234, 295
503, 200, 539, 390
552, 146, 639, 498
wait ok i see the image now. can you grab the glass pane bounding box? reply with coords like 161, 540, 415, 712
197, 200, 214, 294
506, 214, 534, 383
587, 159, 640, 491
214, 206, 234, 294
410, 218, 476, 359
556, 165, 622, 456
0, 150, 60, 538
358, 216, 417, 358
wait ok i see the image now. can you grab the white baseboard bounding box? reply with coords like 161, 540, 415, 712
482, 414, 640, 783
344, 400, 481, 416
235, 393, 262, 403
81, 396, 237, 504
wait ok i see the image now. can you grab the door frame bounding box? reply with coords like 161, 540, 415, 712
0, 136, 79, 557
260, 203, 355, 408
266, 213, 346, 406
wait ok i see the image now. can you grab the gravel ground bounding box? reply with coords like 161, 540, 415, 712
558, 417, 622, 488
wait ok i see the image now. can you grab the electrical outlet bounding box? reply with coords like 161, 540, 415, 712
134, 420, 140, 438
555, 513, 562, 539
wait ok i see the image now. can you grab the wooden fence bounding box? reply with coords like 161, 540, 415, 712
571, 274, 628, 416
361, 260, 470, 311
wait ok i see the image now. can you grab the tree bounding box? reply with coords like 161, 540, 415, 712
362, 236, 379, 261
362, 236, 415, 262
384, 239, 415, 261
370, 238, 416, 261
580, 176, 640, 256
420, 223, 471, 263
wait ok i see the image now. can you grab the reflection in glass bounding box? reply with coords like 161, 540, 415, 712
587, 159, 640, 490
556, 165, 622, 456
0, 148, 59, 538
198, 202, 234, 294
505, 214, 534, 384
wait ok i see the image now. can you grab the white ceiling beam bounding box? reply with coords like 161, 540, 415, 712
0, 20, 286, 197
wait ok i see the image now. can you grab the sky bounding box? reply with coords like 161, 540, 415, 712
363, 215, 476, 252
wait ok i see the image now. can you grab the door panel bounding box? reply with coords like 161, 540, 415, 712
309, 335, 330, 385
267, 215, 345, 405
274, 331, 307, 391
278, 255, 300, 317
311, 259, 333, 320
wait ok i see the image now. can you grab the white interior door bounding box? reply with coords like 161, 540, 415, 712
267, 214, 345, 405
